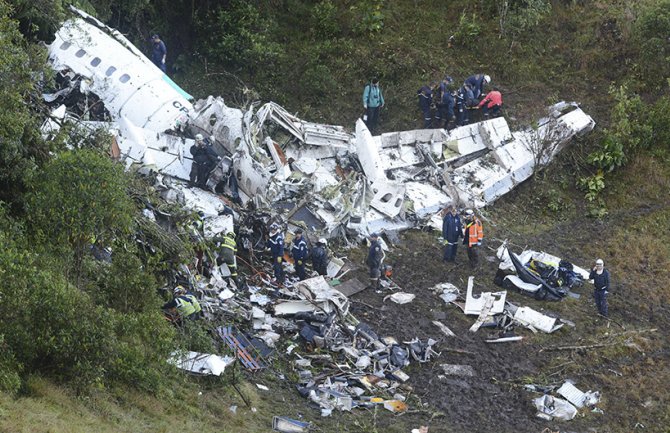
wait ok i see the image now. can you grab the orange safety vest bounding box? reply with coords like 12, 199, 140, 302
466, 217, 484, 247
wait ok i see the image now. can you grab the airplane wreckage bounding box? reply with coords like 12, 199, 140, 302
39, 7, 606, 420
43, 7, 595, 243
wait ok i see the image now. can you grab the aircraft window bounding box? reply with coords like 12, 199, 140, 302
59, 42, 71, 50
105, 66, 117, 77
75, 49, 86, 58
119, 74, 130, 83
90, 57, 101, 67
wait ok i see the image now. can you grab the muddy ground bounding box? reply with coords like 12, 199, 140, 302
313, 179, 670, 433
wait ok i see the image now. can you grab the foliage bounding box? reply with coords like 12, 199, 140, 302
0, 1, 53, 206
454, 11, 482, 45
311, 0, 340, 39
497, 0, 551, 37
194, 0, 283, 71
632, 0, 670, 88
350, 0, 384, 35
27, 150, 134, 274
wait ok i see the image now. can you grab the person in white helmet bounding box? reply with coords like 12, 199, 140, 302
464, 73, 491, 100
589, 258, 610, 317
311, 238, 329, 276
189, 133, 220, 188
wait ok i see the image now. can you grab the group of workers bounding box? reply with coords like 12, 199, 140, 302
265, 223, 330, 285
418, 73, 503, 130
441, 206, 484, 268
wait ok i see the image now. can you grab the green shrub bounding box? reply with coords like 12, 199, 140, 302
633, 0, 670, 88
27, 150, 134, 276
311, 0, 340, 39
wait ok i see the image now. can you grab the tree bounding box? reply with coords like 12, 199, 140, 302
28, 150, 134, 277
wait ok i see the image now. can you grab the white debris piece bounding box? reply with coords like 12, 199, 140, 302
533, 395, 578, 421
513, 306, 564, 333
464, 276, 506, 315
384, 292, 416, 304
169, 351, 235, 376
557, 381, 601, 408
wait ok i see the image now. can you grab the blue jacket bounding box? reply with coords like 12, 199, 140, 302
465, 74, 485, 98
363, 83, 384, 108
418, 85, 433, 112
442, 212, 462, 243
589, 269, 610, 291
439, 83, 454, 107
267, 232, 284, 258
152, 40, 167, 64
291, 237, 308, 261
457, 85, 476, 108
311, 245, 329, 273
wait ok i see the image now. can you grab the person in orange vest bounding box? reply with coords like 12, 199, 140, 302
478, 86, 503, 119
462, 209, 484, 268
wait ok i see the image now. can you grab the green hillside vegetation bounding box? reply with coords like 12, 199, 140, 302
1, 0, 669, 432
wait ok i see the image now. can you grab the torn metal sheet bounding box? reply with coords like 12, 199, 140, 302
369, 182, 406, 218
48, 7, 193, 132
534, 395, 577, 421
464, 276, 506, 316
513, 306, 563, 333
485, 336, 523, 343
384, 292, 416, 304
557, 382, 600, 409
355, 119, 386, 182
190, 96, 245, 154
503, 275, 542, 294
432, 321, 456, 337
273, 416, 312, 433
202, 214, 234, 239
294, 276, 349, 315
335, 278, 367, 297
169, 351, 235, 376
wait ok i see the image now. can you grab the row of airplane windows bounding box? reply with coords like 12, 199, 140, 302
60, 41, 131, 83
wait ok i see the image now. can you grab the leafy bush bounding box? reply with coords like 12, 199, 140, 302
632, 0, 670, 88
27, 150, 134, 275
350, 0, 385, 35
311, 0, 340, 39
497, 0, 552, 37
454, 11, 482, 45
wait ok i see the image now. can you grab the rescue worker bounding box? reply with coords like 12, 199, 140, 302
362, 77, 385, 134
311, 238, 329, 276
189, 134, 220, 189
151, 34, 167, 72
478, 86, 503, 118
366, 233, 385, 289
462, 209, 484, 268
266, 223, 285, 284
442, 205, 462, 263
215, 231, 238, 280
464, 73, 491, 100
589, 259, 610, 317
435, 76, 455, 129
418, 82, 436, 128
291, 228, 308, 280
455, 84, 477, 126
162, 286, 201, 322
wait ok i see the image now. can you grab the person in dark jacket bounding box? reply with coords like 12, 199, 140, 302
435, 76, 455, 129
366, 233, 385, 289
311, 238, 329, 276
151, 34, 167, 72
266, 223, 285, 284
442, 205, 462, 263
455, 85, 477, 126
589, 258, 610, 317
189, 134, 220, 189
464, 73, 490, 100
291, 228, 309, 280
418, 82, 436, 128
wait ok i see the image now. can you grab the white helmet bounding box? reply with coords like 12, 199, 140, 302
465, 209, 474, 216
483, 75, 491, 84
318, 238, 327, 246
195, 133, 204, 141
